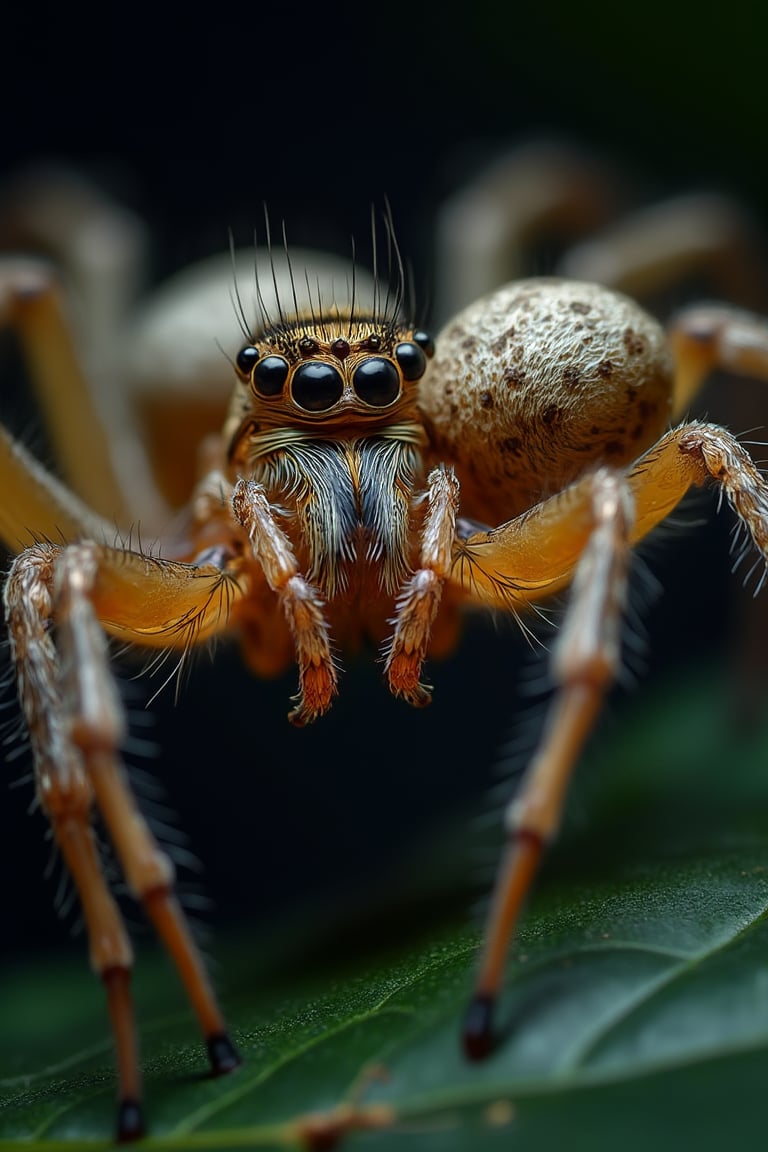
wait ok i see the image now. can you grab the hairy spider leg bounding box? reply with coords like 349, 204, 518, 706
460, 468, 633, 1053
1, 379, 359, 1134
385, 466, 460, 706
452, 396, 768, 1052
0, 435, 246, 1138
446, 288, 768, 1055
2, 503, 245, 1141
231, 476, 337, 724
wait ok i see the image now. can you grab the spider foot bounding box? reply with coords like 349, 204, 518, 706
288, 660, 339, 726
385, 568, 443, 706
116, 1098, 145, 1144
462, 993, 496, 1061
385, 653, 433, 708
206, 1030, 241, 1076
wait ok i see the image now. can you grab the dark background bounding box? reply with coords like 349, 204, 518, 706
3, 0, 768, 962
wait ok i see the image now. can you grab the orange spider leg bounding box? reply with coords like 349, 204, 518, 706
455, 420, 768, 1054
455, 415, 768, 613
231, 477, 337, 725
385, 466, 460, 706
461, 468, 633, 1055
668, 304, 768, 419
0, 260, 128, 521
0, 261, 169, 531
0, 422, 115, 549
4, 538, 245, 1142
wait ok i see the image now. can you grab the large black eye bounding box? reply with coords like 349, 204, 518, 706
236, 345, 260, 376
352, 357, 401, 407
291, 361, 344, 411
394, 341, 427, 382
252, 355, 289, 397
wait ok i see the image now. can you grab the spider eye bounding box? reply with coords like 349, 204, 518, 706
298, 336, 320, 358
352, 357, 401, 407
394, 341, 428, 382
413, 330, 435, 358
291, 361, 344, 411
252, 355, 289, 397
236, 345, 260, 375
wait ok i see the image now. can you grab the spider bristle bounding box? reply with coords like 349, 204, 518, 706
228, 228, 253, 342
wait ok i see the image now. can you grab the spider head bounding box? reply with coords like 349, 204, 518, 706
233, 317, 432, 424
223, 315, 434, 475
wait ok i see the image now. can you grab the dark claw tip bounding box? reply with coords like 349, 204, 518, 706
462, 994, 495, 1061
116, 1098, 145, 1143
207, 1031, 241, 1076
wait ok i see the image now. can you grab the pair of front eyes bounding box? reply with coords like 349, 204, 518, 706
235, 334, 433, 413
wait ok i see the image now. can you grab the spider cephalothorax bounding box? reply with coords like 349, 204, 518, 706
224, 311, 434, 599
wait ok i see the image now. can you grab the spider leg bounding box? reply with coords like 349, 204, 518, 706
432, 140, 621, 321
0, 420, 115, 549
462, 469, 633, 1057
385, 466, 460, 706
456, 420, 768, 1055
454, 417, 768, 611
231, 477, 337, 725
559, 193, 768, 310
0, 260, 167, 531
4, 540, 244, 1142
4, 546, 145, 1139
668, 304, 768, 419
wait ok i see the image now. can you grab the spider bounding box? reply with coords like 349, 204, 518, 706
2, 147, 768, 1144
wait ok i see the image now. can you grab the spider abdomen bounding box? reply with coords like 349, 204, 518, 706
419, 278, 674, 523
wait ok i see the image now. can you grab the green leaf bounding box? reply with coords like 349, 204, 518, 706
3, 669, 768, 1151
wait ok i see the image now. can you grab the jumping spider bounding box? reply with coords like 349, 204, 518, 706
2, 148, 768, 1142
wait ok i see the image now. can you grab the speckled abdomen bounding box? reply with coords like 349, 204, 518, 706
419, 278, 674, 523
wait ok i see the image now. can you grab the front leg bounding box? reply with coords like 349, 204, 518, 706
231, 477, 337, 725
385, 466, 460, 705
